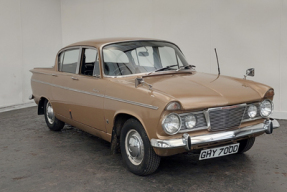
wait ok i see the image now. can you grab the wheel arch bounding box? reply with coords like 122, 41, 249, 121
112, 112, 148, 137
111, 112, 149, 154
38, 96, 49, 115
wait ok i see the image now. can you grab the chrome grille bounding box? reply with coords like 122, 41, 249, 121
209, 105, 246, 131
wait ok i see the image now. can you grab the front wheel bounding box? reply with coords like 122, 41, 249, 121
120, 118, 161, 176
44, 100, 65, 131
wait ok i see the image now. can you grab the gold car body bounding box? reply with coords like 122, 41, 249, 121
30, 37, 279, 156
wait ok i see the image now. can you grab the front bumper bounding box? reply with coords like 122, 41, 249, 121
151, 119, 280, 150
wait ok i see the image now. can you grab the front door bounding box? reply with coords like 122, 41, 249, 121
68, 47, 106, 131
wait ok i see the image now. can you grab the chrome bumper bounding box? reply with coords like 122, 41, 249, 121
151, 119, 280, 150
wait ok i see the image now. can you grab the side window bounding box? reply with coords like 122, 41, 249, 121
61, 49, 80, 74
80, 48, 99, 76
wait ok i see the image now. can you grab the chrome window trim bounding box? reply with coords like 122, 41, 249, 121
31, 79, 158, 110
76, 47, 82, 74
77, 46, 101, 78
57, 46, 81, 75
58, 46, 103, 78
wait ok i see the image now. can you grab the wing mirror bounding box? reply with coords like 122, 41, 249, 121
244, 68, 255, 79
246, 68, 254, 76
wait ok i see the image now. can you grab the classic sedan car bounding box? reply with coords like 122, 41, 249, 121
30, 38, 280, 175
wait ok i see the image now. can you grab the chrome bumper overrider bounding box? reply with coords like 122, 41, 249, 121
151, 119, 280, 150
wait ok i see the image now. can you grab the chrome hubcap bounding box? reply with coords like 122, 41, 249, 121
46, 101, 55, 124
125, 129, 144, 165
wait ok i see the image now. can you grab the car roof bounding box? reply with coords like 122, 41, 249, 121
64, 37, 169, 49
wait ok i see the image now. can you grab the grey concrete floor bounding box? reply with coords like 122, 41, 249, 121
0, 107, 286, 192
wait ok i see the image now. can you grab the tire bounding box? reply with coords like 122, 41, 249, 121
44, 100, 65, 131
237, 137, 255, 154
120, 118, 161, 176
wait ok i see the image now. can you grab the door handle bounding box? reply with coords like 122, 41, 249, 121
51, 74, 57, 77
71, 77, 78, 80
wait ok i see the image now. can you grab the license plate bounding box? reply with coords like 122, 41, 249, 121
199, 143, 240, 160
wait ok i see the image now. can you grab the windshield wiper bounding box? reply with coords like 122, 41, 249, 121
176, 65, 196, 71
147, 65, 178, 75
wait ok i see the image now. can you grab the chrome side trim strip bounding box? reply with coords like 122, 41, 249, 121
31, 79, 158, 110
104, 95, 158, 110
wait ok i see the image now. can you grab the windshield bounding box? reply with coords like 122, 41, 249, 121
102, 41, 189, 76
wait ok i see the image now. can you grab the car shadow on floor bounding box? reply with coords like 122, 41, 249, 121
60, 125, 255, 178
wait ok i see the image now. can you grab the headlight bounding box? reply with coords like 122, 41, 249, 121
260, 99, 273, 117
162, 113, 181, 135
185, 115, 197, 128
247, 105, 257, 118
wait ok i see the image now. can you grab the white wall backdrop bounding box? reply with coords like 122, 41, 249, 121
60, 0, 287, 119
0, 0, 62, 108
0, 0, 286, 119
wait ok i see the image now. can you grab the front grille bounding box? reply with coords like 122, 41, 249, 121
209, 105, 246, 131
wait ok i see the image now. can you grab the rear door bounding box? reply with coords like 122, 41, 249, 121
51, 48, 81, 119
67, 47, 107, 131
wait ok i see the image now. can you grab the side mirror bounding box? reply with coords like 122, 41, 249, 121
246, 68, 255, 77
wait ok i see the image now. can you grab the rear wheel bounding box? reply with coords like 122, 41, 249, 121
44, 100, 65, 131
120, 118, 161, 176
237, 137, 255, 153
